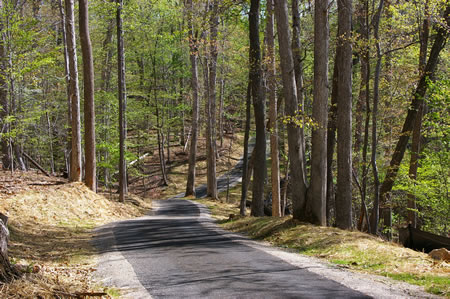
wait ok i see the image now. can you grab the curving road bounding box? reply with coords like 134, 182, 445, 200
94, 199, 370, 298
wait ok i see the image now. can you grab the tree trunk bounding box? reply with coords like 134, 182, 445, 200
117, 0, 127, 201
335, 0, 353, 230
240, 82, 251, 216
266, 0, 281, 217
249, 0, 266, 216
79, 0, 96, 192
58, 0, 71, 176
0, 6, 10, 170
326, 54, 338, 226
185, 0, 199, 197
407, 3, 429, 228
206, 0, 219, 199
292, 0, 306, 156
369, 0, 384, 235
0, 214, 20, 283
379, 4, 449, 223
65, 0, 82, 182
309, 0, 329, 226
274, 0, 308, 221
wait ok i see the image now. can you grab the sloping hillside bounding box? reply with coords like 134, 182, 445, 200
0, 170, 150, 298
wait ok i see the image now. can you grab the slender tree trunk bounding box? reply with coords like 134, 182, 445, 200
240, 82, 251, 216
266, 0, 281, 217
369, 0, 384, 235
185, 0, 199, 197
309, 0, 329, 226
65, 0, 82, 182
407, 3, 429, 228
292, 0, 306, 155
356, 0, 370, 231
58, 0, 71, 176
79, 0, 96, 192
206, 0, 219, 199
117, 0, 127, 201
274, 0, 308, 221
0, 7, 10, 170
249, 0, 266, 216
326, 55, 338, 226
379, 4, 449, 216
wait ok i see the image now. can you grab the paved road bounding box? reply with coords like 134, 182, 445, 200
94, 198, 370, 298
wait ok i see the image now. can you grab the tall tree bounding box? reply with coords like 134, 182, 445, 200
379, 4, 450, 228
79, 0, 96, 191
369, 0, 384, 235
185, 0, 200, 197
65, 0, 82, 182
309, 0, 329, 226
407, 1, 430, 228
0, 0, 9, 169
117, 0, 127, 201
335, 0, 353, 229
240, 82, 251, 216
249, 0, 266, 216
266, 0, 281, 217
274, 0, 308, 220
206, 0, 219, 199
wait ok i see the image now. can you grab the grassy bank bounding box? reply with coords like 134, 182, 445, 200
0, 171, 150, 298
196, 184, 449, 297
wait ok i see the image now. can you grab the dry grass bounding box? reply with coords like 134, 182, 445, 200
0, 171, 151, 298
192, 181, 449, 297
220, 216, 450, 296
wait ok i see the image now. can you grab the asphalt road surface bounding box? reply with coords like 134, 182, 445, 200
94, 198, 371, 298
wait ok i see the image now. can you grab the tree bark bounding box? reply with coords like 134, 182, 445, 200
240, 82, 251, 216
379, 4, 449, 215
326, 54, 338, 226
117, 0, 127, 201
369, 0, 384, 235
335, 0, 353, 229
206, 0, 219, 199
274, 0, 308, 221
65, 0, 82, 182
0, 5, 10, 170
185, 0, 200, 197
249, 0, 266, 216
266, 0, 281, 217
309, 0, 329, 226
79, 0, 96, 192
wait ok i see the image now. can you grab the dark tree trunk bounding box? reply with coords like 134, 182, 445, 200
369, 0, 384, 235
309, 0, 329, 226
249, 0, 266, 216
266, 0, 281, 217
117, 0, 128, 201
335, 0, 353, 229
240, 82, 251, 216
79, 0, 96, 192
274, 0, 308, 220
326, 54, 338, 226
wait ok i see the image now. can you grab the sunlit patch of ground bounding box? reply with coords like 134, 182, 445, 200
196, 184, 449, 297
0, 174, 150, 298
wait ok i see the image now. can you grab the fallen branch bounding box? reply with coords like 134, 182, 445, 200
22, 152, 50, 177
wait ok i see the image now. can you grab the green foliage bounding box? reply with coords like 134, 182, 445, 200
393, 79, 449, 235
